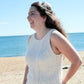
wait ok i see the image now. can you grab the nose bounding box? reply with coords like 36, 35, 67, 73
27, 15, 32, 21
27, 15, 29, 20
27, 15, 31, 22
27, 15, 32, 23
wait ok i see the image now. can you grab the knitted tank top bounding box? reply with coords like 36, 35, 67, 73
25, 29, 63, 84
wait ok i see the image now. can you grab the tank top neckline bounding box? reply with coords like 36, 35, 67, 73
33, 29, 56, 41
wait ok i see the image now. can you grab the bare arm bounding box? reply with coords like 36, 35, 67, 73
51, 31, 82, 84
23, 65, 29, 84
23, 35, 32, 84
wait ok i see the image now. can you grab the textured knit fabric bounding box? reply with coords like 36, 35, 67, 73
25, 29, 63, 84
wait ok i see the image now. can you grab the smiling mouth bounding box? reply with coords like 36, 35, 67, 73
30, 21, 34, 24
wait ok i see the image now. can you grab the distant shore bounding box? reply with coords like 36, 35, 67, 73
0, 51, 84, 84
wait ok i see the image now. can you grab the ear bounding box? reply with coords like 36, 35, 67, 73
43, 16, 47, 23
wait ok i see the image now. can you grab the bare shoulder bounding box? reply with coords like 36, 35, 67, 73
28, 35, 32, 43
50, 30, 68, 43
50, 30, 71, 54
50, 30, 82, 64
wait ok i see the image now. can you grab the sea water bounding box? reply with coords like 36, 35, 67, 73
0, 33, 84, 57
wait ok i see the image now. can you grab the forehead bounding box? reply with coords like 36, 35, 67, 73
29, 6, 38, 12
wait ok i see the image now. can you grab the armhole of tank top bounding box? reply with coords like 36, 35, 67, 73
48, 29, 62, 56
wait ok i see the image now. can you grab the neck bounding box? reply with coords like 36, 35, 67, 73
35, 27, 51, 40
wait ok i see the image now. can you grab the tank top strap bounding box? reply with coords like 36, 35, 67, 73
47, 29, 56, 41
27, 33, 35, 46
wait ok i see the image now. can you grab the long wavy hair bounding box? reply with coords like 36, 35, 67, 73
31, 2, 67, 38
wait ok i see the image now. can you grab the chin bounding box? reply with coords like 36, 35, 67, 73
30, 26, 36, 30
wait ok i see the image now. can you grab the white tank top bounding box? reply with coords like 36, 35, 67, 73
25, 29, 63, 84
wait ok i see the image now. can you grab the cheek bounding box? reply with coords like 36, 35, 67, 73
36, 17, 44, 24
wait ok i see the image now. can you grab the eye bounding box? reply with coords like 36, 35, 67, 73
29, 12, 35, 16
31, 12, 34, 15
28, 11, 38, 17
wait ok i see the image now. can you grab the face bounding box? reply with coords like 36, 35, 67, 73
27, 6, 46, 30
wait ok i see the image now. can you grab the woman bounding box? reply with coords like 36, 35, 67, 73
23, 2, 82, 84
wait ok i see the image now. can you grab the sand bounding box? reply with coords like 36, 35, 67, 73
0, 51, 84, 84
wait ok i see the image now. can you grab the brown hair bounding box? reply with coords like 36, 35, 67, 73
31, 2, 67, 37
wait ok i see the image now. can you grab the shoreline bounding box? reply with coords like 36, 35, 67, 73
0, 51, 84, 84
0, 55, 25, 58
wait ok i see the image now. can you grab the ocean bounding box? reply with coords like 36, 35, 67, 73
0, 33, 84, 57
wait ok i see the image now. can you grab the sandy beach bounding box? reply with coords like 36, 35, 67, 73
0, 51, 84, 84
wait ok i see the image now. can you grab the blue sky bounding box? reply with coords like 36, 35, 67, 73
0, 0, 84, 36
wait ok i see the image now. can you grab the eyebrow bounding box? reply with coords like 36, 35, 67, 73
28, 11, 37, 14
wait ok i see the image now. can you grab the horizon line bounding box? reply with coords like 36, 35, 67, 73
0, 32, 84, 37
